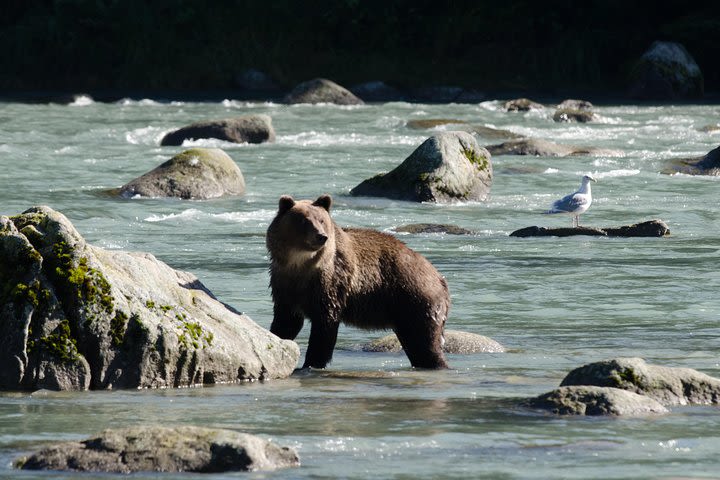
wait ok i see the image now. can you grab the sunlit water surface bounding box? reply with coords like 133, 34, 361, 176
1, 98, 719, 479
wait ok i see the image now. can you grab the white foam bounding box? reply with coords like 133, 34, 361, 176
69, 95, 94, 106
145, 209, 275, 224
126, 126, 172, 145
586, 169, 641, 179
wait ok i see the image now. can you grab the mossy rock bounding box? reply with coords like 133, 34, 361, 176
0, 206, 299, 391
351, 131, 492, 203
527, 386, 668, 416
118, 148, 245, 199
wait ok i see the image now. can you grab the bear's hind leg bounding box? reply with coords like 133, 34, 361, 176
394, 322, 448, 369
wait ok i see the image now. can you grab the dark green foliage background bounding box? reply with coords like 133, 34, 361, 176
1, 0, 718, 94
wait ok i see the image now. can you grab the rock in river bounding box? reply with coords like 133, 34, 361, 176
528, 385, 668, 416
0, 206, 299, 391
350, 131, 492, 203
18, 426, 299, 473
285, 78, 364, 105
118, 148, 245, 199
485, 138, 620, 157
503, 98, 544, 112
628, 41, 704, 100
662, 145, 720, 176
160, 114, 275, 146
510, 220, 670, 238
560, 357, 720, 406
363, 330, 505, 354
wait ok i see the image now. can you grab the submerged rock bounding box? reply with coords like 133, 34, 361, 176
350, 131, 492, 203
284, 78, 364, 105
560, 357, 720, 406
628, 41, 704, 100
406, 118, 468, 130
557, 99, 593, 111
0, 206, 299, 391
662, 145, 720, 176
18, 426, 299, 473
363, 330, 505, 354
698, 124, 720, 133
394, 223, 475, 235
510, 220, 670, 238
160, 115, 275, 146
503, 98, 544, 112
528, 386, 668, 416
485, 138, 621, 157
406, 119, 521, 140
118, 148, 245, 199
552, 109, 595, 123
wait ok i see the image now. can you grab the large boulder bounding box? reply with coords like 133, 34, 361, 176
628, 41, 704, 100
560, 357, 720, 406
118, 148, 245, 199
0, 207, 299, 391
528, 386, 668, 416
18, 426, 299, 473
662, 145, 720, 176
363, 330, 505, 354
160, 115, 275, 146
284, 78, 364, 105
350, 131, 493, 203
485, 138, 620, 157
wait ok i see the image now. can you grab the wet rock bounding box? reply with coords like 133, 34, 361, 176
350, 131, 492, 203
284, 78, 364, 105
118, 148, 245, 199
350, 81, 405, 102
662, 145, 720, 176
560, 357, 720, 406
528, 386, 668, 416
557, 99, 593, 111
510, 220, 670, 238
628, 41, 704, 100
406, 119, 521, 140
17, 426, 299, 473
0, 206, 299, 391
502, 98, 544, 112
160, 115, 275, 146
485, 138, 619, 157
394, 223, 475, 235
698, 124, 720, 133
552, 109, 595, 123
363, 330, 505, 354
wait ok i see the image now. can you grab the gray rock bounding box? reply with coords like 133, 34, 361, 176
528, 386, 668, 416
503, 98, 544, 112
485, 138, 620, 157
560, 357, 720, 406
406, 119, 521, 140
557, 99, 593, 111
18, 426, 299, 473
699, 124, 720, 133
628, 41, 704, 100
662, 145, 720, 176
553, 109, 596, 123
363, 330, 505, 354
350, 81, 405, 102
510, 220, 670, 238
118, 148, 245, 199
284, 78, 364, 105
350, 131, 493, 203
160, 114, 275, 146
394, 223, 475, 235
0, 206, 299, 391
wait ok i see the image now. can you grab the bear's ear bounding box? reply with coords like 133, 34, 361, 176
278, 195, 296, 214
313, 194, 332, 212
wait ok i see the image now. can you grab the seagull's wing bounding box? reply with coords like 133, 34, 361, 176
548, 192, 590, 214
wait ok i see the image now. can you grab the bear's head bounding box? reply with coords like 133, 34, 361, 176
266, 194, 335, 267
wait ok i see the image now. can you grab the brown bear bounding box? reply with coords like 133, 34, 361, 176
266, 194, 450, 369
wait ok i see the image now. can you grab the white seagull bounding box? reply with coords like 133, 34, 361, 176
545, 174, 597, 227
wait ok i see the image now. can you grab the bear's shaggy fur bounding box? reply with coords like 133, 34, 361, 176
266, 194, 450, 369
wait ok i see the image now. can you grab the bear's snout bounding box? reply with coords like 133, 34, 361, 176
314, 233, 328, 246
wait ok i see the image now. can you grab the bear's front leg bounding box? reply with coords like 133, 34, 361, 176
270, 303, 305, 340
302, 318, 340, 369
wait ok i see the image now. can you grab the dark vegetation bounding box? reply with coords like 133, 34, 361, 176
1, 0, 718, 96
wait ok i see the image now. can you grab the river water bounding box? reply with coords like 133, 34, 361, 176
0, 97, 719, 478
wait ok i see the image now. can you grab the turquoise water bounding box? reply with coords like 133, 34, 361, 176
1, 97, 719, 478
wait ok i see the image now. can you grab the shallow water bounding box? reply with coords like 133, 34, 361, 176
1, 97, 719, 478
